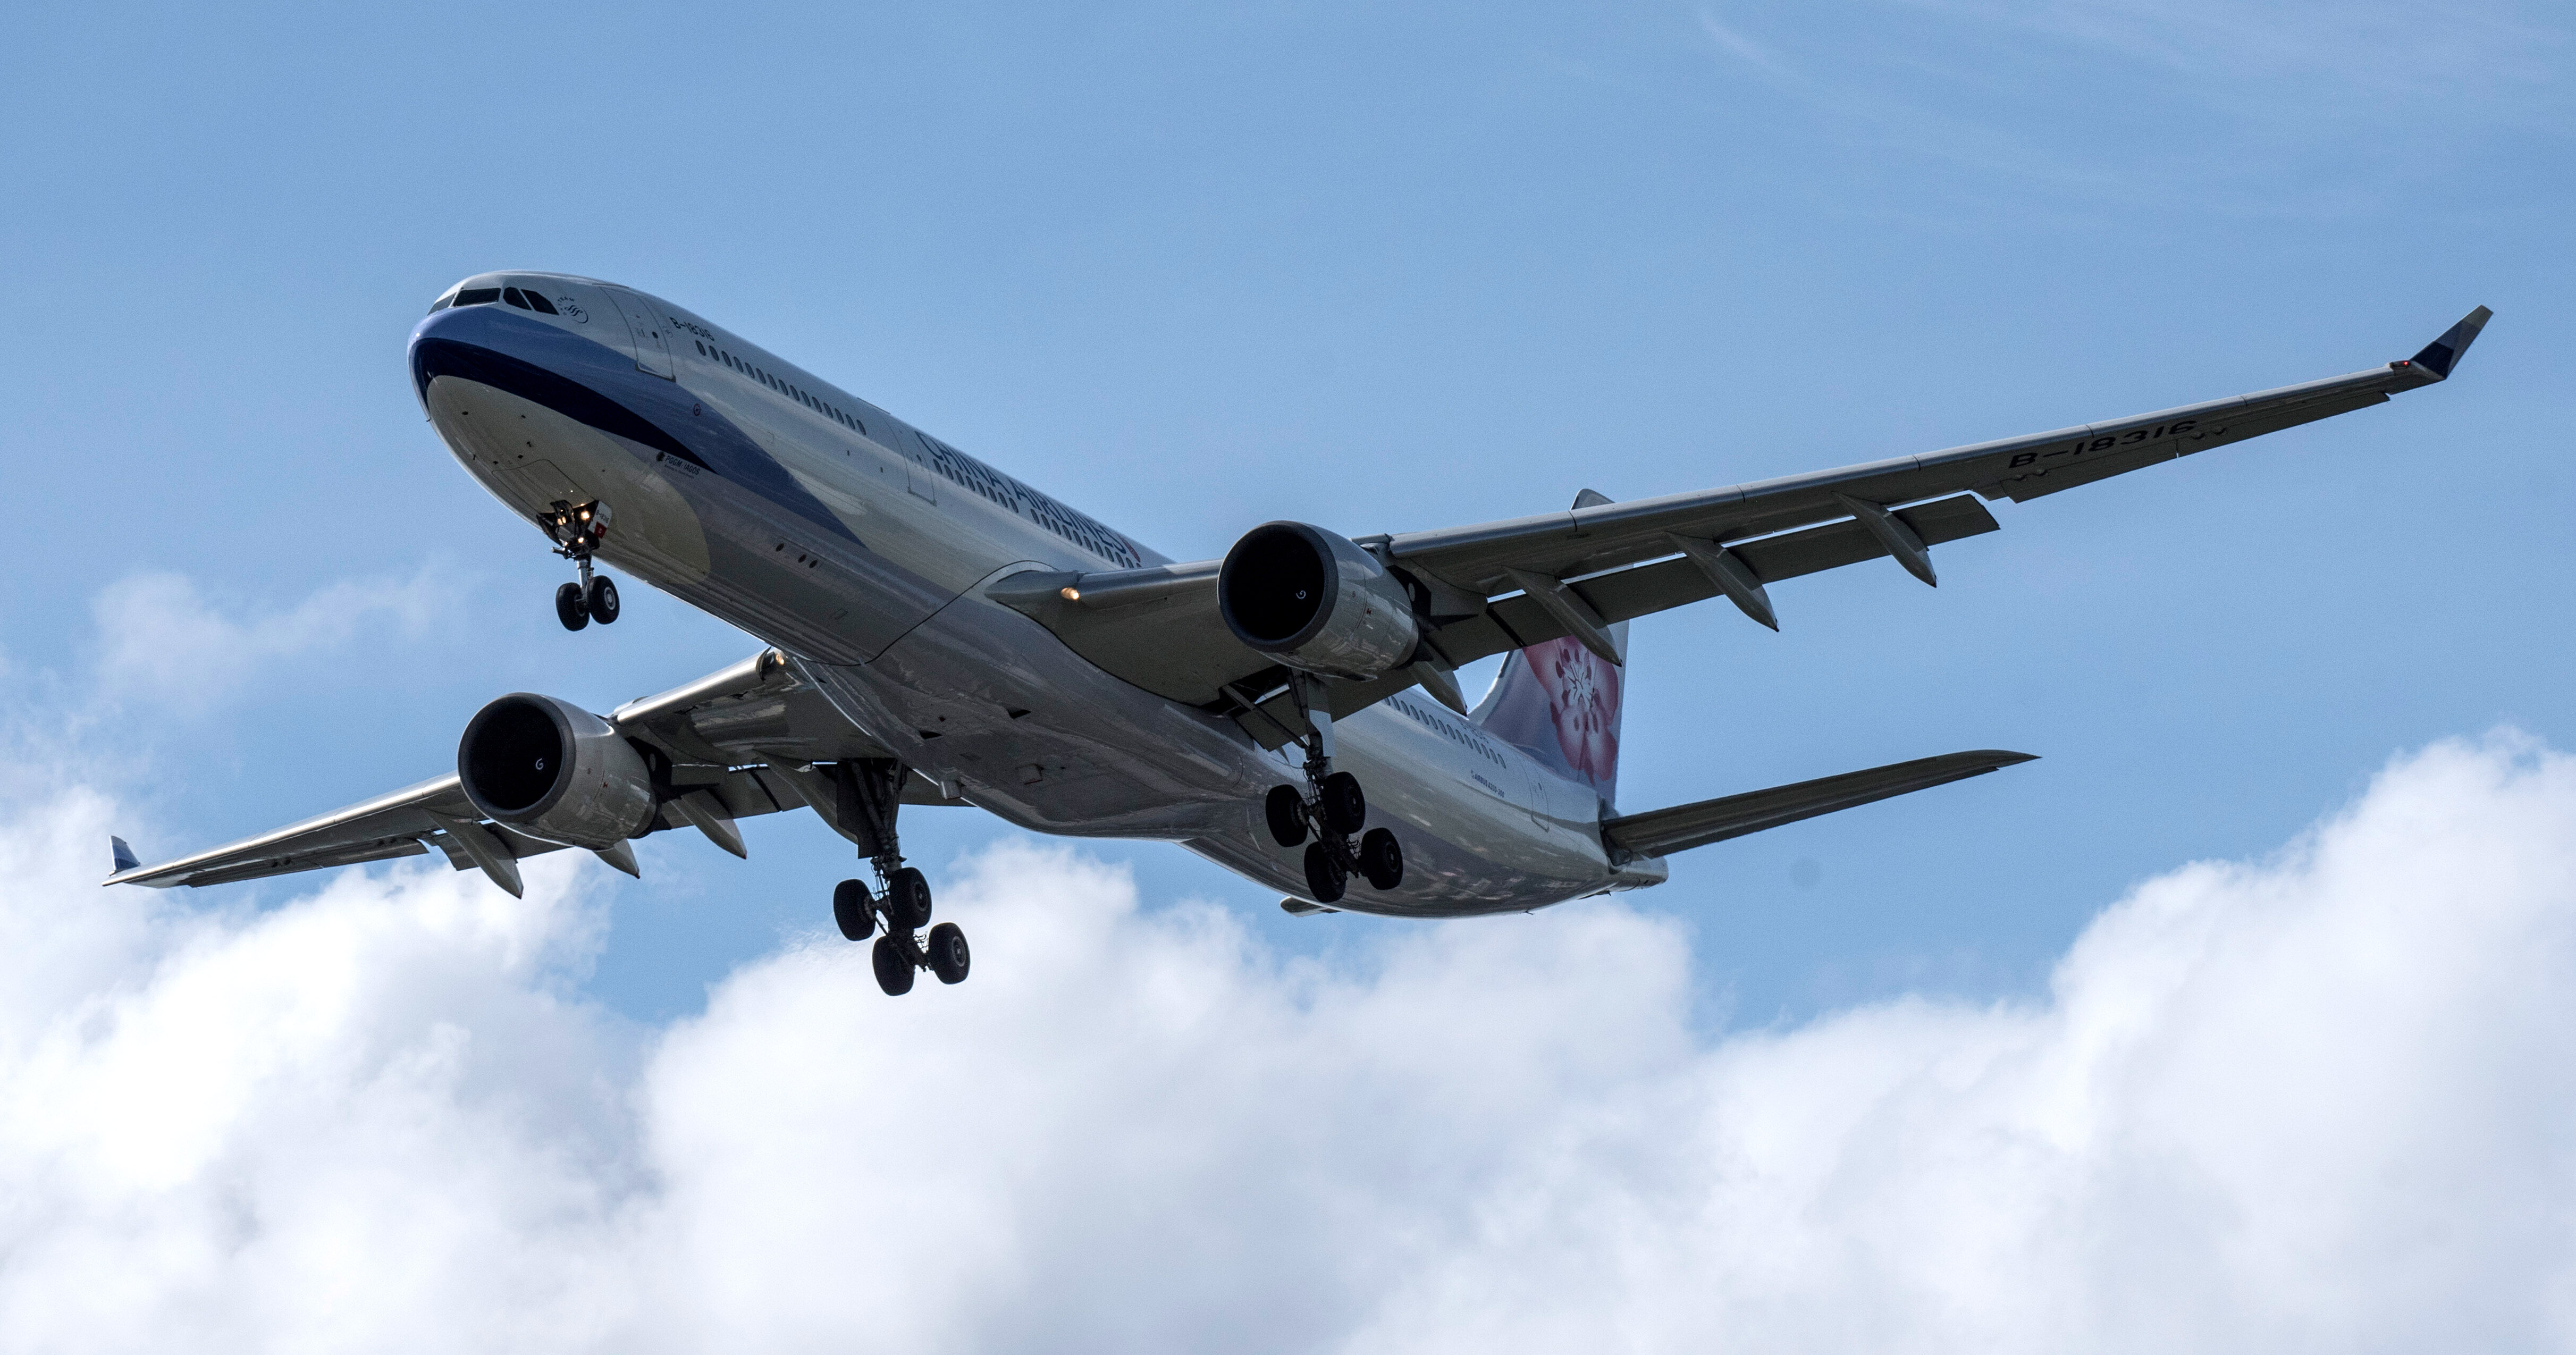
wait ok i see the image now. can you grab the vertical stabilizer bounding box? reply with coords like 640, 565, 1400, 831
1469, 489, 1629, 810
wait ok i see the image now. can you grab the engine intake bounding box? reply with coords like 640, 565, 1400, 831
1218, 522, 1420, 679
457, 693, 656, 851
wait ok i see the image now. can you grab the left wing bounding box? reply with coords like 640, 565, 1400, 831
107, 649, 966, 895
990, 307, 2491, 745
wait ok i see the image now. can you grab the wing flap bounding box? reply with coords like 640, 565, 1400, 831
1421, 495, 1999, 668
1602, 749, 2036, 860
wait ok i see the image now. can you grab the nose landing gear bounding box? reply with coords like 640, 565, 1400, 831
541, 499, 621, 631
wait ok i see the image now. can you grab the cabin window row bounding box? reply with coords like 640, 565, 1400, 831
1393, 697, 1505, 766
913, 434, 1142, 569
692, 340, 868, 436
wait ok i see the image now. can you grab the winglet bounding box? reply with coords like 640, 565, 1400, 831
2401, 305, 2493, 380
110, 835, 141, 876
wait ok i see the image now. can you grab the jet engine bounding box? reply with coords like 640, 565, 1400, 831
1218, 521, 1420, 679
457, 693, 657, 850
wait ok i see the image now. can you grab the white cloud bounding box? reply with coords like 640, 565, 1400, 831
88, 569, 448, 713
6, 733, 2576, 1351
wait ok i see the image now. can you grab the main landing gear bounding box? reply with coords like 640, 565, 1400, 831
1264, 681, 1404, 906
828, 759, 971, 996
542, 499, 621, 632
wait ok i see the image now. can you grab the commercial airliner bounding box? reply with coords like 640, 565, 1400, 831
105, 273, 2491, 995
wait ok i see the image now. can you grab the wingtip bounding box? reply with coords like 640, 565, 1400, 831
2402, 305, 2493, 380
108, 834, 141, 879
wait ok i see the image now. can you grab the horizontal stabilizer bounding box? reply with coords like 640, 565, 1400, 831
1600, 749, 2036, 861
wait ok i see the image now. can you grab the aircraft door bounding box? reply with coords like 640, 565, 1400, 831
607, 288, 677, 380
903, 435, 938, 502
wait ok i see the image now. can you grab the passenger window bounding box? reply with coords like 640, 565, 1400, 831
525, 291, 559, 315
454, 288, 501, 307
503, 287, 532, 310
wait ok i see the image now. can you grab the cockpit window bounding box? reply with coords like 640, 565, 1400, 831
454, 287, 502, 307
427, 290, 458, 314
503, 287, 532, 310
523, 289, 560, 315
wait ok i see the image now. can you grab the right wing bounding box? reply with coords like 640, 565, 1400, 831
1601, 750, 2038, 862
106, 649, 965, 895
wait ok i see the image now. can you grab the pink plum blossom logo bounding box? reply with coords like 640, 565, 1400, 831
1529, 637, 1621, 785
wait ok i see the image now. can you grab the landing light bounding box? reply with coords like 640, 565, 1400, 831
1060, 587, 1081, 601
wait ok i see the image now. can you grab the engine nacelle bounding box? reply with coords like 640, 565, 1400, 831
1218, 521, 1420, 679
457, 693, 656, 851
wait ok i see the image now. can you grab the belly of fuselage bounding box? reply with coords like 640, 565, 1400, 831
422, 374, 950, 666
416, 310, 1633, 916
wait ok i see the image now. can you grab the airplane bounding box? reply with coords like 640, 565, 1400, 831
104, 272, 2493, 996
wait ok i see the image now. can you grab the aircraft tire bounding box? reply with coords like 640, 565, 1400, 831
888, 866, 933, 930
832, 879, 876, 941
927, 922, 971, 984
1264, 785, 1309, 847
1319, 772, 1366, 835
871, 935, 915, 995
554, 582, 590, 631
1359, 828, 1404, 890
1302, 841, 1347, 904
585, 575, 621, 624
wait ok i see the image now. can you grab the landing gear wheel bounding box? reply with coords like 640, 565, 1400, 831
1264, 785, 1309, 847
833, 879, 876, 941
1302, 841, 1348, 905
927, 922, 971, 984
554, 582, 590, 631
871, 935, 916, 995
887, 866, 933, 930
1359, 828, 1405, 890
1319, 771, 1366, 835
584, 575, 621, 625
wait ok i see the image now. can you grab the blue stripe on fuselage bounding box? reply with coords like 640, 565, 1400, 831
409, 305, 859, 545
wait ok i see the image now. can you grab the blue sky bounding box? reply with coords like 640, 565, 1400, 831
4, 0, 2568, 1026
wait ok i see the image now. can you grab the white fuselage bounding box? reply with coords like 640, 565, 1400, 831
411, 271, 1666, 915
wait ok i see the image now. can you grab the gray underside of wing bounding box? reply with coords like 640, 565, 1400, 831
984, 309, 2489, 745
106, 773, 488, 888
1388, 307, 2489, 595
109, 648, 966, 891
1601, 750, 2039, 861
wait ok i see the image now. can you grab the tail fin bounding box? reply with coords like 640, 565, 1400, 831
1470, 489, 1629, 810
